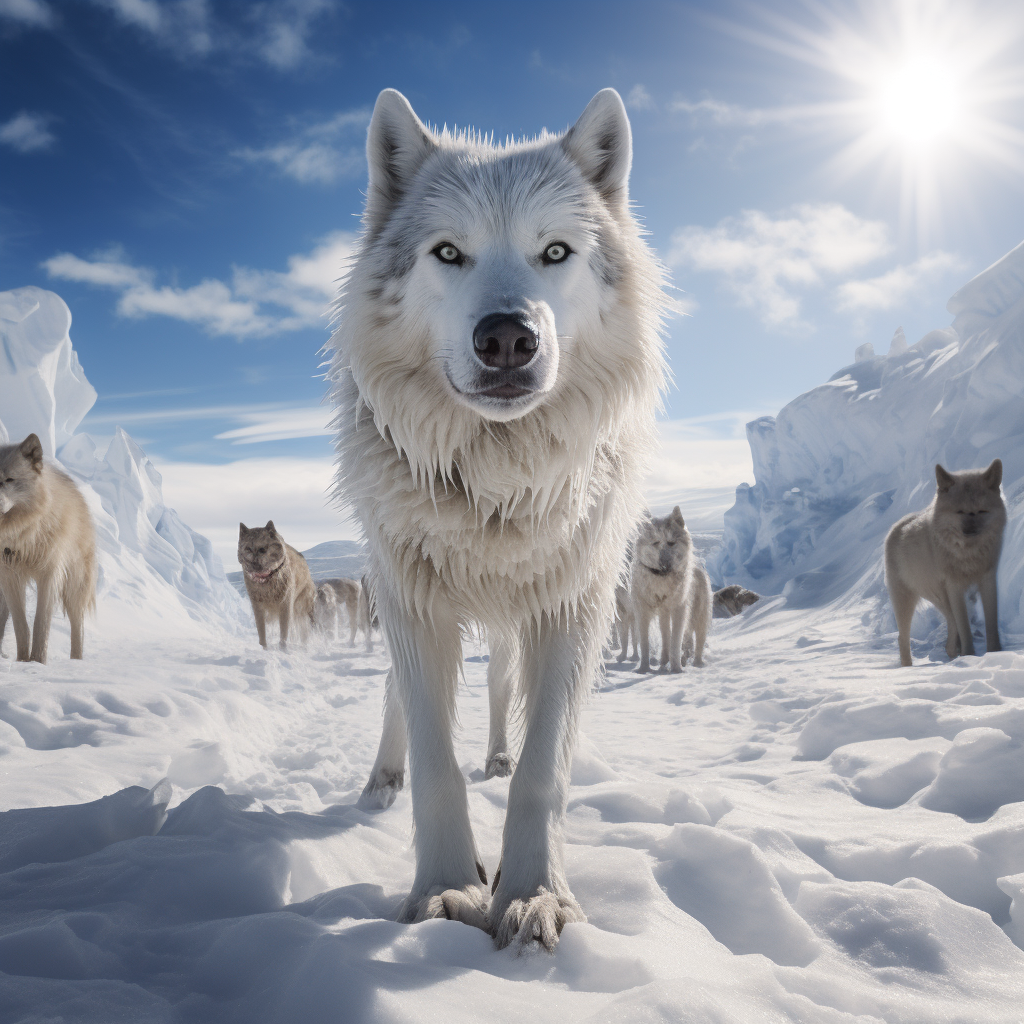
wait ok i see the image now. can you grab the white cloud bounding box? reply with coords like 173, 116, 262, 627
669, 95, 818, 128
0, 111, 55, 153
0, 0, 53, 26
154, 454, 353, 568
835, 251, 964, 312
43, 231, 356, 339
669, 203, 892, 330
237, 108, 369, 185
626, 84, 654, 111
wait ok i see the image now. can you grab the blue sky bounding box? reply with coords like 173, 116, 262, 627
2, 0, 1023, 561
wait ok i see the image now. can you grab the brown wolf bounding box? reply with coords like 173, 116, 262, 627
237, 521, 315, 649
885, 460, 1006, 667
0, 433, 96, 663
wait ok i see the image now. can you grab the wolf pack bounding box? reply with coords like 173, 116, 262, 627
0, 87, 1010, 953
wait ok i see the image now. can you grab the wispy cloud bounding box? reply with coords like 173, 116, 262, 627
625, 84, 654, 111
0, 111, 56, 153
835, 251, 964, 312
43, 232, 356, 338
236, 108, 370, 185
84, 398, 333, 443
669, 203, 892, 331
214, 407, 331, 445
0, 0, 54, 28
83, 0, 338, 69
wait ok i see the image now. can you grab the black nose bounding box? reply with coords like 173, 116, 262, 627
473, 313, 539, 369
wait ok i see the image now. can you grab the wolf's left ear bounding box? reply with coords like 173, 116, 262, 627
983, 458, 1002, 489
365, 89, 438, 233
18, 433, 43, 472
669, 505, 685, 527
561, 89, 632, 203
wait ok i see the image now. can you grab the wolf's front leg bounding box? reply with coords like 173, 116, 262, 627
359, 670, 407, 809
635, 606, 653, 673
946, 583, 975, 658
0, 578, 30, 662
979, 570, 1002, 653
30, 575, 55, 664
489, 608, 591, 952
278, 602, 291, 650
485, 636, 517, 779
385, 600, 488, 930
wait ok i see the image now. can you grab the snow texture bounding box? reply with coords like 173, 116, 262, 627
0, 287, 245, 641
711, 241, 1024, 653
3, 253, 1024, 1022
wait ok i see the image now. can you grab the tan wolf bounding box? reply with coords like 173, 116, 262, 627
712, 584, 760, 618
885, 459, 1006, 667
0, 433, 96, 663
237, 521, 315, 650
630, 507, 701, 673
332, 88, 667, 950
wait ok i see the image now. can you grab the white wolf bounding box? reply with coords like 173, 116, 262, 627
885, 460, 1006, 667
331, 88, 667, 950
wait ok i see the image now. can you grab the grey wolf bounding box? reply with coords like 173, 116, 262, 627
630, 507, 697, 673
712, 584, 760, 618
321, 576, 372, 649
885, 460, 1005, 667
237, 521, 315, 649
332, 87, 667, 950
0, 433, 96, 663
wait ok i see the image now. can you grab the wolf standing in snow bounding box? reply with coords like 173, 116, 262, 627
237, 521, 315, 650
331, 88, 667, 950
630, 507, 708, 672
885, 460, 1006, 667
0, 433, 96, 663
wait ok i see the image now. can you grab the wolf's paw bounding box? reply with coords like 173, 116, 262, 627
635, 663, 650, 674
485, 752, 515, 779
399, 882, 490, 931
489, 887, 585, 953
358, 768, 404, 809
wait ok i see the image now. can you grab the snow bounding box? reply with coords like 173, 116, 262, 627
3, 259, 1024, 1022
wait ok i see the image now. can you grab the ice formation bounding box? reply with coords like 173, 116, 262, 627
0, 286, 243, 635
712, 240, 1024, 640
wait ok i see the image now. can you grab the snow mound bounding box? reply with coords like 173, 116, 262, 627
0, 287, 244, 638
711, 240, 1024, 643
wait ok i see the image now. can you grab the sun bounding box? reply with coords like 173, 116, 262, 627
873, 53, 965, 150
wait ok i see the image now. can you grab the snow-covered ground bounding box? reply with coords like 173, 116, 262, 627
2, 253, 1024, 1023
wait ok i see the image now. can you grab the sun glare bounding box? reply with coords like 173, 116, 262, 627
874, 55, 964, 148
733, 0, 1024, 240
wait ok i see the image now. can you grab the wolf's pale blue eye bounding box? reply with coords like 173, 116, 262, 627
433, 243, 463, 265
542, 242, 571, 264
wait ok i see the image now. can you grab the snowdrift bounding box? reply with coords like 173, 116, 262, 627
712, 240, 1024, 640
0, 287, 244, 639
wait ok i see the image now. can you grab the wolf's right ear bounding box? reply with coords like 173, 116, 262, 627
935, 465, 955, 492
18, 433, 43, 472
561, 89, 632, 204
983, 458, 1003, 489
365, 89, 438, 233
239, 523, 248, 535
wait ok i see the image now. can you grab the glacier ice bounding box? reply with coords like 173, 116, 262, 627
0, 286, 243, 632
711, 239, 1024, 640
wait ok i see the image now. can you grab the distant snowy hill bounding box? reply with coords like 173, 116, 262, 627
0, 286, 245, 641
711, 240, 1024, 641
227, 539, 368, 595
